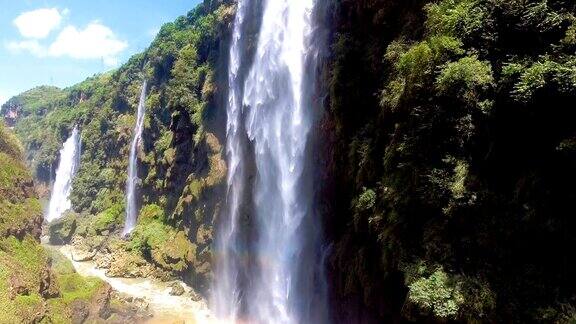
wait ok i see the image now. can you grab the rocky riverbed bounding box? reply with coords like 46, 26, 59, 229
57, 245, 215, 324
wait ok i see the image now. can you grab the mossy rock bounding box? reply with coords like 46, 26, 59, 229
138, 204, 165, 225
0, 236, 115, 323
0, 236, 48, 319
196, 223, 212, 246
91, 203, 124, 235
49, 212, 78, 245
151, 230, 197, 272
106, 251, 152, 278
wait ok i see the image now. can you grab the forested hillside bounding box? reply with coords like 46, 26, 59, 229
2, 0, 234, 293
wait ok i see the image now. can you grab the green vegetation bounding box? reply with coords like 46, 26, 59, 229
328, 0, 576, 322
92, 203, 124, 235
3, 1, 233, 294
0, 122, 42, 239
405, 264, 465, 318
0, 124, 113, 323
4, 0, 576, 322
127, 204, 196, 273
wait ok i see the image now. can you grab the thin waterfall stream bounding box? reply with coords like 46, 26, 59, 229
123, 80, 147, 236
46, 126, 81, 222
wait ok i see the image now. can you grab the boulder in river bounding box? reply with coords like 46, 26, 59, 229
48, 212, 77, 245
169, 282, 185, 296
189, 290, 202, 302
72, 248, 97, 262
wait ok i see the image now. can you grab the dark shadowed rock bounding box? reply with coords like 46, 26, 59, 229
48, 212, 77, 245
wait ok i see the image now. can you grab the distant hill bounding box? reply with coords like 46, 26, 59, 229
1, 86, 66, 128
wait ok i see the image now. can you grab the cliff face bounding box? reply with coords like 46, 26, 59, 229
0, 122, 43, 241
324, 0, 576, 322
322, 2, 426, 322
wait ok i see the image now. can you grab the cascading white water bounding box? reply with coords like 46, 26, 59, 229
122, 81, 147, 236
46, 126, 81, 222
213, 0, 328, 322
211, 0, 248, 320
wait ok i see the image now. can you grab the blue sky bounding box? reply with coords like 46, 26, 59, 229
0, 0, 202, 106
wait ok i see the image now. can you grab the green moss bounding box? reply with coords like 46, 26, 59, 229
0, 236, 47, 299
58, 274, 103, 303
127, 207, 196, 273
139, 203, 166, 225
0, 152, 29, 191
0, 196, 42, 237
44, 249, 105, 324
0, 226, 106, 323
127, 218, 170, 253
14, 293, 45, 322
151, 230, 196, 272
92, 203, 124, 235
0, 237, 52, 322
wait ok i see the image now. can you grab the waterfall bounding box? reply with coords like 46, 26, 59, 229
122, 81, 147, 236
213, 0, 328, 322
46, 126, 81, 222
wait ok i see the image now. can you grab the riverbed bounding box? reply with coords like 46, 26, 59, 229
57, 245, 215, 324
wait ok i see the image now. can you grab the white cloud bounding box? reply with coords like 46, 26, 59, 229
13, 8, 64, 39
6, 40, 46, 57
6, 20, 127, 67
48, 22, 128, 66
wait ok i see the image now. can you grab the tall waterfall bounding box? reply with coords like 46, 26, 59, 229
46, 126, 81, 222
122, 81, 147, 236
213, 0, 328, 322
